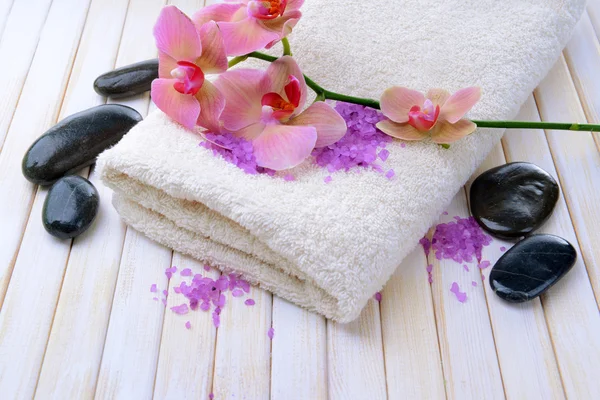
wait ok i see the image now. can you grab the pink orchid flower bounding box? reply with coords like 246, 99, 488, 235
376, 87, 481, 144
193, 0, 303, 56
214, 56, 347, 170
151, 6, 228, 131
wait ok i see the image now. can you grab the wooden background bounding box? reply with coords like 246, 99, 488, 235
1, 0, 600, 398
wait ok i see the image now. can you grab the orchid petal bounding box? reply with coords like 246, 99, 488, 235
263, 56, 307, 112
380, 87, 425, 123
235, 122, 266, 141
158, 51, 178, 79
192, 3, 245, 26
196, 21, 228, 74
426, 88, 450, 108
154, 6, 202, 62
430, 119, 477, 143
284, 75, 301, 107
253, 124, 317, 170
285, 0, 304, 11
218, 18, 280, 56
376, 120, 428, 141
440, 87, 481, 123
195, 80, 226, 133
214, 68, 267, 131
152, 78, 200, 129
261, 10, 301, 34
287, 102, 347, 147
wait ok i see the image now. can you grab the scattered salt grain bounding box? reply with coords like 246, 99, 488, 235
284, 174, 295, 181
431, 216, 492, 263
165, 266, 177, 279
378, 149, 390, 161
419, 237, 431, 257
232, 289, 244, 297
162, 299, 167, 306
472, 281, 478, 287
209, 393, 214, 400
450, 282, 467, 303
171, 303, 189, 315
374, 292, 382, 302
385, 169, 395, 180
150, 284, 157, 293
500, 246, 506, 252
478, 260, 491, 270
463, 264, 469, 272
426, 264, 433, 273
204, 264, 211, 271
200, 133, 276, 176
185, 321, 191, 329
245, 299, 255, 306
443, 211, 449, 215
162, 290, 168, 297
153, 297, 158, 301
324, 175, 332, 183
400, 142, 406, 148
180, 268, 192, 277
268, 327, 275, 340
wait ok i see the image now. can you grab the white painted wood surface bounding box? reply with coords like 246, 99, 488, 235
0, 2, 599, 399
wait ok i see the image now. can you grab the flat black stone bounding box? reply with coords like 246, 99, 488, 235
22, 104, 142, 185
470, 162, 559, 239
94, 59, 158, 99
489, 234, 576, 303
43, 176, 100, 239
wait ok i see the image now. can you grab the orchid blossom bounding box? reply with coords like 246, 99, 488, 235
151, 6, 228, 131
376, 87, 481, 144
214, 56, 347, 170
193, 0, 303, 56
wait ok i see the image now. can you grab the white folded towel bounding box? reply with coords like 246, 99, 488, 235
98, 0, 584, 322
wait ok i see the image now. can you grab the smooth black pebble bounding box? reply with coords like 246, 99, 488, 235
22, 104, 142, 185
470, 162, 559, 239
43, 176, 100, 239
489, 234, 576, 302
94, 59, 158, 99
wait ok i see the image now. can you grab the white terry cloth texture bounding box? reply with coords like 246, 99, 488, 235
98, 0, 585, 322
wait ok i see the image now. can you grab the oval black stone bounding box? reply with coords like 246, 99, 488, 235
22, 104, 142, 185
42, 176, 100, 239
470, 162, 559, 239
489, 234, 576, 303
93, 59, 158, 99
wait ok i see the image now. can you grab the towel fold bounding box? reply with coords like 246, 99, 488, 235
98, 0, 584, 321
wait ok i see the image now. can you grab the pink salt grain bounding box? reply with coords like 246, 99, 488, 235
203, 264, 211, 271
324, 175, 332, 183
180, 268, 192, 277
150, 284, 157, 293
232, 289, 244, 297
378, 149, 390, 161
472, 281, 478, 287
426, 264, 433, 273
185, 321, 191, 329
165, 266, 177, 280
385, 169, 395, 180
500, 246, 506, 252
245, 299, 255, 306
284, 174, 295, 181
443, 211, 449, 215
268, 327, 275, 340
419, 237, 431, 257
374, 292, 382, 302
450, 282, 467, 303
463, 264, 469, 272
401, 142, 406, 148
153, 297, 158, 301
478, 260, 491, 270
209, 393, 214, 400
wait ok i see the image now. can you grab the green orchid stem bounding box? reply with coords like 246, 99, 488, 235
237, 52, 600, 132
228, 55, 248, 68
281, 37, 292, 56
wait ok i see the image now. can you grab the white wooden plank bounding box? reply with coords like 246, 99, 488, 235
33, 1, 132, 398
0, 0, 54, 151
92, 1, 174, 398
0, 1, 93, 397
153, 255, 220, 399
212, 286, 273, 399
430, 194, 505, 400
586, 2, 600, 40
94, 231, 172, 399
510, 59, 600, 398
380, 247, 446, 399
465, 140, 564, 400
270, 297, 327, 400
327, 301, 387, 400
0, 0, 15, 40
0, 0, 91, 307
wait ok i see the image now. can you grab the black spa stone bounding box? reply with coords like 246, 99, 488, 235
489, 234, 576, 303
22, 104, 142, 185
93, 59, 159, 99
42, 176, 99, 239
470, 162, 559, 239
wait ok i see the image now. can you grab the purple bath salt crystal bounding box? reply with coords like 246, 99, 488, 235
324, 175, 332, 184
426, 264, 433, 273
419, 237, 431, 256
374, 292, 382, 302
180, 268, 192, 277
150, 284, 157, 293
500, 246, 507, 252
232, 289, 244, 297
204, 264, 211, 271
478, 260, 491, 270
284, 174, 295, 181
385, 169, 395, 180
463, 264, 470, 272
472, 281, 478, 287
432, 217, 492, 263
245, 299, 255, 306
267, 327, 275, 340
171, 303, 189, 315
185, 321, 191, 329
450, 282, 467, 303
400, 142, 406, 148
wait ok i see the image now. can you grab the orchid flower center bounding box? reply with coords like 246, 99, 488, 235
260, 75, 301, 122
170, 61, 205, 95
407, 99, 440, 131
248, 0, 287, 20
